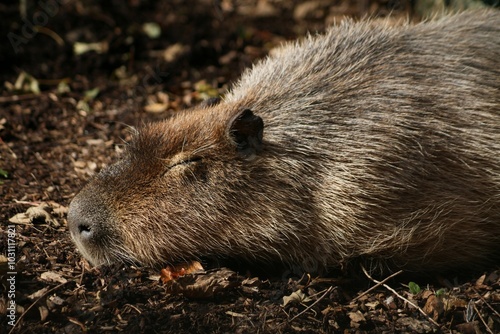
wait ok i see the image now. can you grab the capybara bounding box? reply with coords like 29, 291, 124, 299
68, 10, 500, 274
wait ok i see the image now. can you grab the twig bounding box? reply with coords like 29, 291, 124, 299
360, 264, 440, 328
9, 281, 69, 334
125, 303, 142, 314
306, 285, 334, 299
0, 137, 17, 159
12, 200, 42, 205
353, 269, 403, 301
289, 286, 333, 322
0, 94, 41, 103
473, 303, 494, 334
78, 260, 86, 286
34, 26, 64, 46
471, 287, 500, 319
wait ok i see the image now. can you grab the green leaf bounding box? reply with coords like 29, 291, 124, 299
84, 87, 100, 101
57, 81, 71, 94
408, 281, 421, 295
13, 71, 40, 94
0, 169, 8, 178
435, 288, 446, 297
142, 22, 161, 39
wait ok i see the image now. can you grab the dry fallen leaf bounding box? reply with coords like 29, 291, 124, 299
241, 277, 261, 287
348, 310, 366, 323
39, 305, 50, 322
421, 289, 434, 299
48, 295, 65, 307
68, 317, 87, 332
40, 271, 68, 284
165, 267, 238, 298
364, 301, 380, 310
28, 287, 49, 300
475, 274, 486, 287
443, 296, 468, 311
162, 43, 188, 62
9, 203, 60, 227
241, 277, 262, 294
47, 201, 68, 216
144, 102, 168, 113
396, 316, 433, 333
226, 311, 246, 318
283, 290, 311, 307
74, 41, 109, 55
423, 294, 444, 321
142, 22, 161, 39
455, 321, 481, 334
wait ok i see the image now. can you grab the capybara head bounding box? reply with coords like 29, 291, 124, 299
68, 104, 273, 267
69, 10, 500, 274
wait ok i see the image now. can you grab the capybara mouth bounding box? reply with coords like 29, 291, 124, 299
69, 227, 140, 267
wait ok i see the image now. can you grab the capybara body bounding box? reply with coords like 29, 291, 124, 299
68, 10, 500, 274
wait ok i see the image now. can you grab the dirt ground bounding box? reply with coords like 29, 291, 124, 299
1, 1, 499, 333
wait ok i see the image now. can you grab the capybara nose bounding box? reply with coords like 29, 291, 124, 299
68, 197, 94, 242
67, 191, 109, 245
67, 206, 93, 241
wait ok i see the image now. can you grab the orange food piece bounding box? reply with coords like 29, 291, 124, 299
160, 261, 204, 283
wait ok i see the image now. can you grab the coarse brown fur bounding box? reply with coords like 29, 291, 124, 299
68, 10, 500, 274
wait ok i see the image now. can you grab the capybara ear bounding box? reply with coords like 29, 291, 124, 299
228, 109, 264, 159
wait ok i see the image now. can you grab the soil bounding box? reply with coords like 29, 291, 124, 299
1, 1, 499, 333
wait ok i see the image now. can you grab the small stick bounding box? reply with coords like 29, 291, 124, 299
9, 281, 69, 334
0, 137, 17, 159
471, 287, 500, 319
289, 286, 333, 322
78, 260, 86, 286
34, 26, 65, 46
353, 269, 403, 301
0, 94, 41, 103
360, 264, 440, 328
473, 303, 494, 334
125, 303, 142, 314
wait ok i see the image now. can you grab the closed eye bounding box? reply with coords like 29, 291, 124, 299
167, 157, 202, 171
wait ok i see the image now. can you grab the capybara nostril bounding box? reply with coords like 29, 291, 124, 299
71, 218, 93, 239
78, 223, 92, 235
68, 197, 95, 242
67, 189, 118, 266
